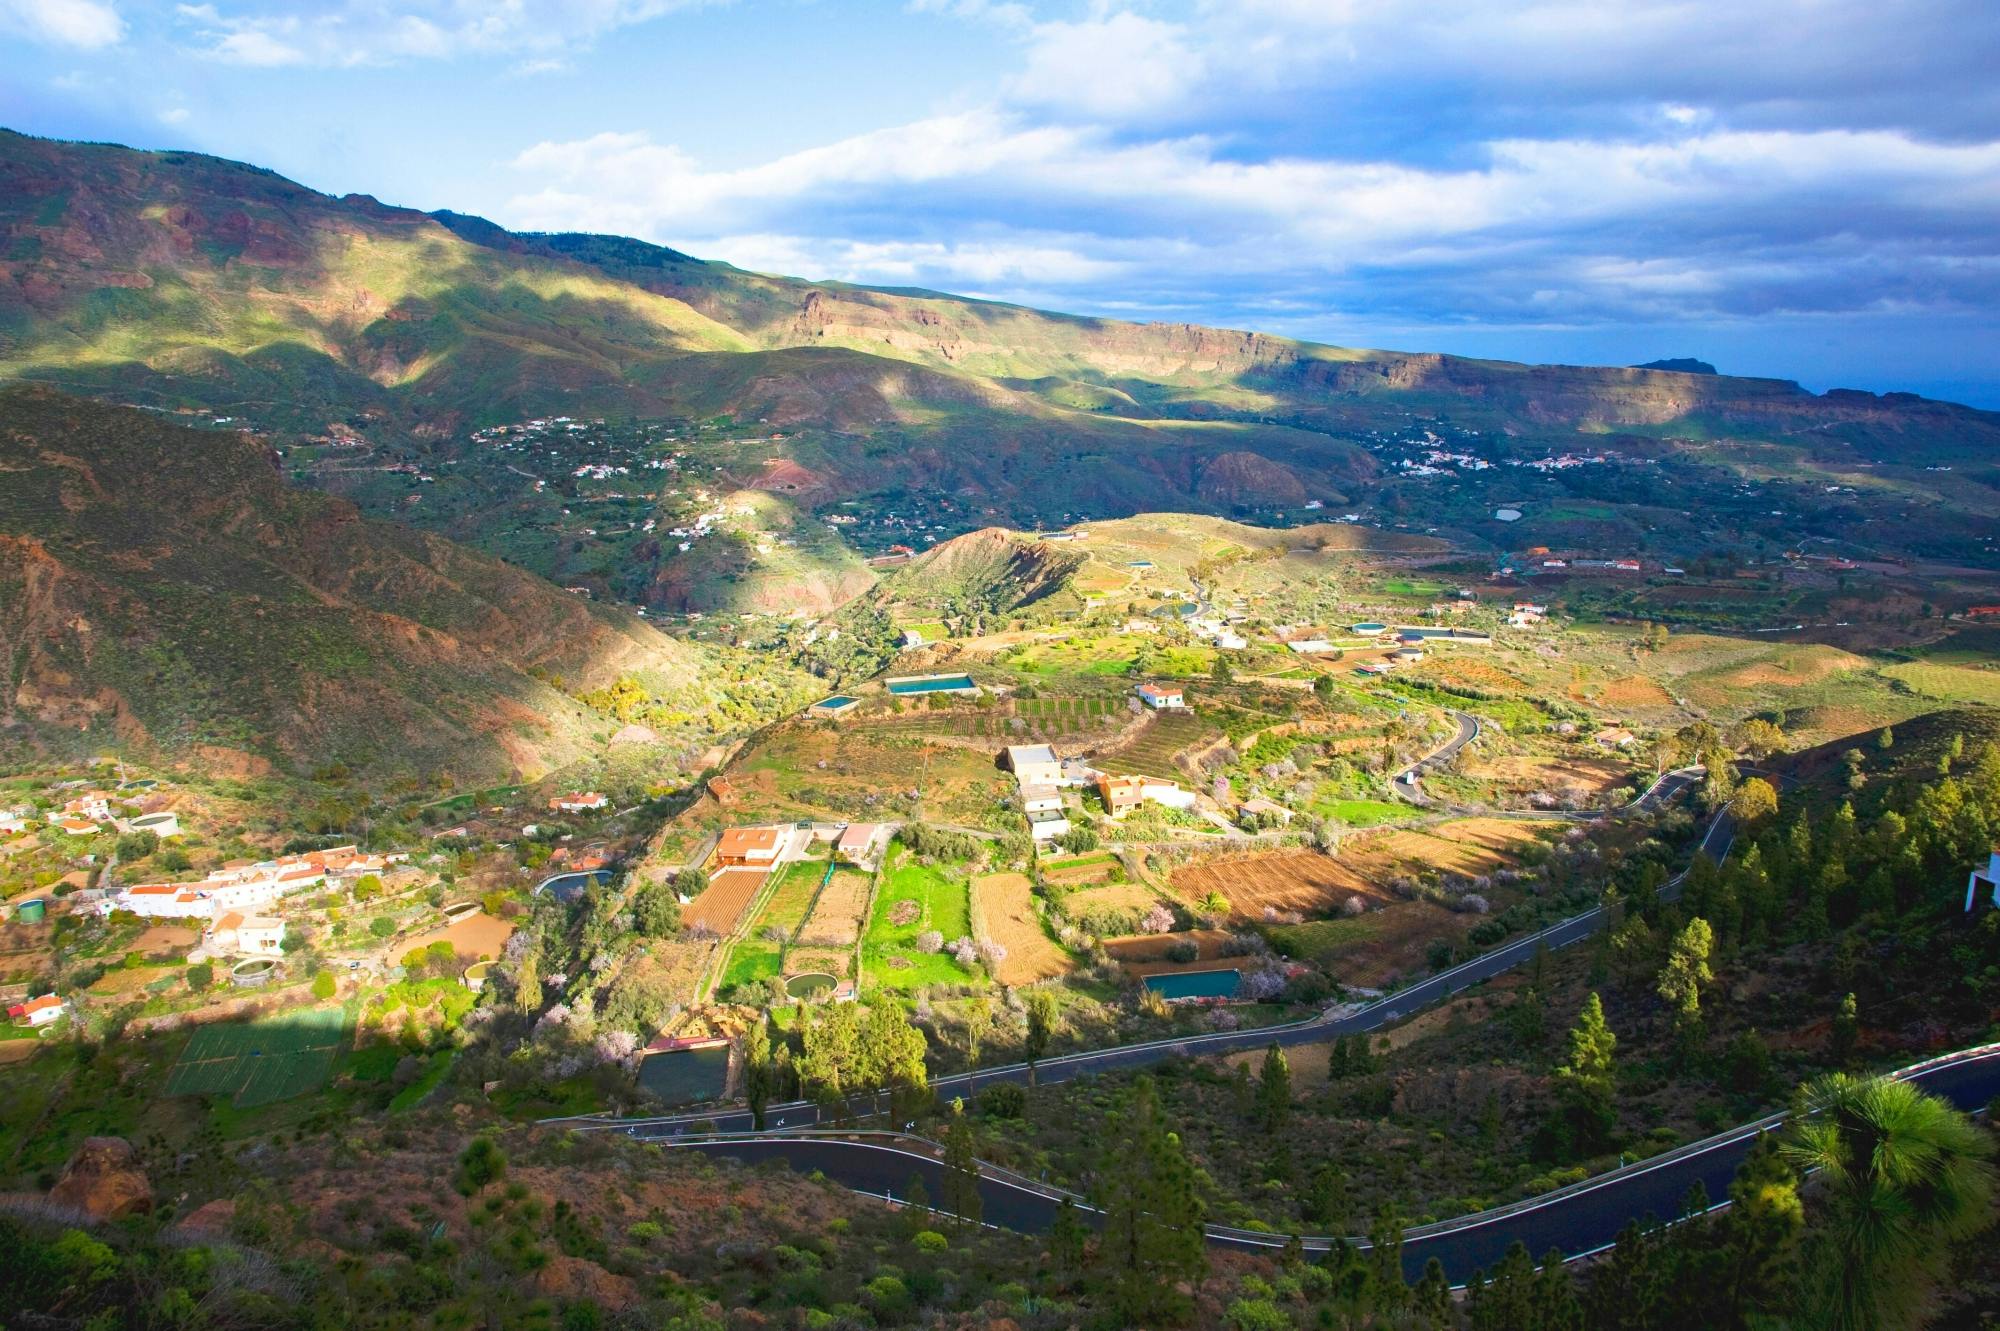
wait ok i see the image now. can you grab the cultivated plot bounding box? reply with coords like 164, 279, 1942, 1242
164, 1006, 347, 1107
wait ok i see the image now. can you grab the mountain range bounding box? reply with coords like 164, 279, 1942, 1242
2, 127, 1998, 778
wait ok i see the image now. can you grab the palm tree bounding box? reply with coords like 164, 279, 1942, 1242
1784, 1073, 1996, 1331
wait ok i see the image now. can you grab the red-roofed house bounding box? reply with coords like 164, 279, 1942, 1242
550, 792, 608, 814
7, 993, 65, 1028
714, 827, 783, 869
1135, 683, 1186, 710
835, 823, 886, 868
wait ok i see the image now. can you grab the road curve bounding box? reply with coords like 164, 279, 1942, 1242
658, 1043, 2000, 1285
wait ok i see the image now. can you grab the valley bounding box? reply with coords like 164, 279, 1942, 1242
1, 127, 1999, 1331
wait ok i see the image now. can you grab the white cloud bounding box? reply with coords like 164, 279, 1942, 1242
178, 0, 706, 67
6, 0, 125, 49
157, 105, 191, 125
501, 110, 2000, 325
1007, 11, 1205, 118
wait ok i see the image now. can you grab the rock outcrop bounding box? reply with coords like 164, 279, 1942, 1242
47, 1136, 153, 1220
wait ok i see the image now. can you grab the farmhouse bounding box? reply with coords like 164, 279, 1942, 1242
0, 810, 27, 836
111, 883, 211, 919
1135, 683, 1185, 710
1028, 812, 1072, 842
56, 817, 99, 836
1098, 774, 1147, 814
834, 822, 886, 868
550, 792, 608, 813
713, 826, 784, 870
1595, 727, 1639, 749
8, 993, 65, 1028
1020, 783, 1065, 817
1239, 797, 1294, 825
208, 912, 286, 957
1001, 744, 1064, 788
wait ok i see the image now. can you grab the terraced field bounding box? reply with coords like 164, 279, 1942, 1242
1096, 712, 1217, 781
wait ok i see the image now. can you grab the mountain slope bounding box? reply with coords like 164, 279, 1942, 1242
0, 386, 806, 780
3, 127, 1998, 589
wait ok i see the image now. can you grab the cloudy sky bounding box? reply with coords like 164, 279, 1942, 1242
5, 0, 1999, 405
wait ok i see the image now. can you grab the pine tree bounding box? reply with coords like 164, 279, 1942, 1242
1098, 1076, 1208, 1324
1830, 992, 1860, 1066
743, 1017, 773, 1130
1554, 992, 1618, 1152
1257, 1042, 1292, 1132
1049, 1195, 1088, 1286
1657, 917, 1714, 1054
941, 1101, 982, 1228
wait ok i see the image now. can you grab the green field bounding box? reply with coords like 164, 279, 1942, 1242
862, 850, 979, 992
753, 857, 828, 936
720, 942, 784, 993
1312, 797, 1409, 827
1880, 660, 2000, 706
164, 1006, 348, 1107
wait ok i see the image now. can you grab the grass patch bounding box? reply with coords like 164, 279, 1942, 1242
862, 849, 980, 992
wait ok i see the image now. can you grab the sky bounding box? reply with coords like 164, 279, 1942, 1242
4, 0, 1999, 406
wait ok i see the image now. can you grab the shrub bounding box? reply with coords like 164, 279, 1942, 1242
915, 930, 944, 954
370, 917, 396, 938
978, 1082, 1027, 1118
312, 970, 337, 1000
1165, 939, 1200, 963
910, 1230, 948, 1253
185, 962, 214, 992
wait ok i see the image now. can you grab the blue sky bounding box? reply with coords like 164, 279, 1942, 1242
5, 0, 1999, 406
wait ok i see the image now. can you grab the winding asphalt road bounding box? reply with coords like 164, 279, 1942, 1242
651, 1042, 2000, 1285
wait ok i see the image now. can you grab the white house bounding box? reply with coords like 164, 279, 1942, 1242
1135, 683, 1185, 710
1002, 744, 1064, 788
0, 810, 29, 836
1967, 849, 2000, 912
1028, 813, 1072, 842
1019, 783, 1065, 816
209, 912, 286, 956
8, 993, 65, 1028
105, 884, 211, 919
1139, 779, 1197, 811
550, 792, 608, 814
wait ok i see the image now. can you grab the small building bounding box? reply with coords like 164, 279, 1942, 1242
1135, 683, 1185, 710
807, 695, 861, 720
1139, 779, 1197, 811
550, 792, 608, 814
1594, 727, 1638, 749
835, 822, 885, 867
1356, 660, 1394, 676
707, 777, 739, 807
0, 810, 29, 836
1098, 774, 1147, 815
1965, 849, 2000, 910
1287, 639, 1335, 655
56, 818, 99, 836
1020, 783, 1065, 817
1239, 797, 1294, 826
1028, 813, 1072, 842
8, 993, 65, 1028
714, 826, 784, 869
209, 912, 286, 957
1002, 744, 1064, 788
899, 628, 926, 649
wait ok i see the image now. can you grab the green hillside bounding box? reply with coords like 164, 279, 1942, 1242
0, 386, 812, 780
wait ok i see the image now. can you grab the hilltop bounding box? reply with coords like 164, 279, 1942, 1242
5, 128, 1999, 607
0, 386, 808, 781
